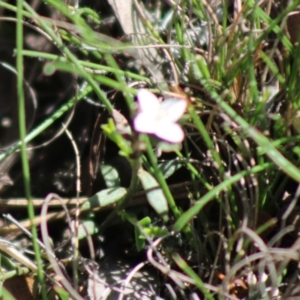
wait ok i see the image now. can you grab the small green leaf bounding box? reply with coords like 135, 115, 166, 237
134, 217, 151, 251
53, 286, 69, 300
134, 216, 169, 251
158, 160, 183, 179
138, 216, 152, 226
100, 164, 120, 188
135, 227, 146, 251
137, 169, 169, 221
144, 226, 169, 237
43, 62, 56, 76
81, 187, 127, 211
101, 119, 132, 157
0, 254, 16, 271
156, 141, 182, 155
77, 220, 98, 239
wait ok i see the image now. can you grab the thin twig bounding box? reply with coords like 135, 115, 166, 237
62, 124, 81, 291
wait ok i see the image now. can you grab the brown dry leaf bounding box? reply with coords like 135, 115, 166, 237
3, 276, 35, 300
282, 0, 300, 44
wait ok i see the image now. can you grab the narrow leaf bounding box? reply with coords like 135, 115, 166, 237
81, 187, 127, 211
134, 227, 145, 251
100, 164, 121, 188
77, 220, 98, 239
137, 169, 169, 221
159, 160, 183, 179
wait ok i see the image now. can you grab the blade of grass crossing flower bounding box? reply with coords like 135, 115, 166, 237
143, 136, 195, 245
144, 136, 181, 218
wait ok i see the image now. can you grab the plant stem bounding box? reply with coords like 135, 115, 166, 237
16, 1, 47, 299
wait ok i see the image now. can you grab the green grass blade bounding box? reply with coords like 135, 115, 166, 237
16, 1, 47, 299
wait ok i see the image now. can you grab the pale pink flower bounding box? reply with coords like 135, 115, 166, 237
133, 89, 187, 143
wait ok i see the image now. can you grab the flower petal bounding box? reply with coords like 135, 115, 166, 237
137, 89, 160, 112
155, 122, 185, 143
161, 98, 187, 122
133, 112, 157, 134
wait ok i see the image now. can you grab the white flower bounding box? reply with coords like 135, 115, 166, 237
133, 89, 187, 143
